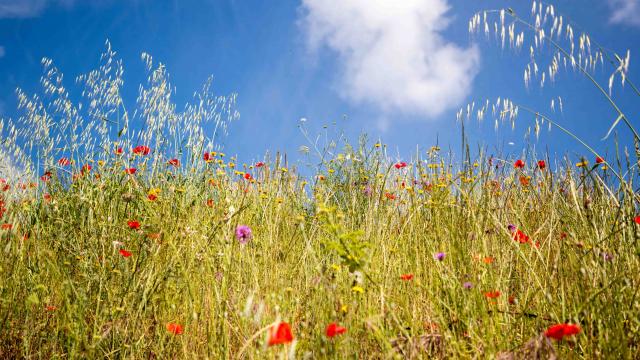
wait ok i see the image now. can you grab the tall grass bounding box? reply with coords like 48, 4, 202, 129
0, 2, 639, 359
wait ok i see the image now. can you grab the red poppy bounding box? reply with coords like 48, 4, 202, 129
244, 173, 252, 180
147, 194, 158, 201
537, 160, 546, 169
1, 184, 9, 192
119, 249, 132, 258
115, 147, 123, 155
127, 220, 141, 230
43, 193, 52, 202
484, 291, 501, 299
512, 229, 530, 244
267, 322, 294, 346
326, 322, 347, 338
168, 159, 180, 167
45, 305, 57, 312
544, 323, 580, 340
483, 256, 494, 264
514, 159, 525, 169
519, 176, 530, 186
203, 152, 213, 162
82, 164, 92, 173
508, 295, 516, 305
40, 171, 52, 182
634, 216, 640, 225
133, 146, 150, 156
58, 158, 71, 166
595, 156, 605, 164
206, 199, 214, 207
394, 161, 407, 169
400, 273, 414, 281
385, 193, 396, 200
166, 322, 184, 335
1, 223, 12, 230
124, 168, 137, 175
255, 162, 265, 167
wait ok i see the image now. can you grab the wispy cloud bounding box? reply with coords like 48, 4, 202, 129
300, 0, 479, 120
609, 0, 640, 27
0, 0, 77, 19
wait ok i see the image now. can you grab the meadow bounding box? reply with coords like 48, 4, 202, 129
1, 2, 640, 359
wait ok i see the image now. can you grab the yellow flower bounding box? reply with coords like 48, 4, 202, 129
228, 162, 235, 168
281, 167, 288, 173
97, 160, 105, 167
351, 286, 364, 294
148, 188, 161, 196
374, 142, 381, 148
576, 161, 588, 168
330, 264, 340, 271
341, 304, 348, 313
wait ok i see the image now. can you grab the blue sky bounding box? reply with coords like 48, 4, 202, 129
1, 0, 639, 169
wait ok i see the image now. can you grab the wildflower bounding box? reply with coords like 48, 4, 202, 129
484, 291, 501, 299
1, 224, 12, 230
82, 164, 92, 173
119, 249, 132, 258
203, 152, 213, 162
40, 171, 52, 182
385, 192, 396, 200
483, 256, 494, 264
127, 220, 141, 230
133, 146, 150, 156
267, 322, 294, 346
544, 323, 580, 341
351, 286, 364, 294
45, 305, 57, 312
519, 176, 530, 186
602, 252, 614, 261
243, 173, 252, 180
254, 161, 265, 167
115, 147, 123, 155
166, 322, 184, 335
168, 159, 180, 167
434, 252, 445, 261
394, 161, 407, 169
58, 158, 71, 166
634, 216, 640, 225
537, 160, 546, 169
235, 225, 252, 244
326, 323, 347, 338
43, 193, 52, 202
514, 159, 525, 169
576, 160, 588, 167
147, 194, 158, 201
463, 282, 473, 290
508, 295, 516, 305
400, 273, 414, 281
363, 185, 372, 196
124, 168, 137, 175
595, 156, 605, 164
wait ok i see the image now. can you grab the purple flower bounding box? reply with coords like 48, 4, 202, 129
235, 225, 252, 244
602, 252, 614, 261
434, 252, 445, 261
507, 224, 516, 232
463, 282, 473, 290
363, 185, 372, 196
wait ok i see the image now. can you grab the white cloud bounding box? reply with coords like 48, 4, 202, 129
300, 0, 479, 119
609, 0, 640, 26
0, 0, 77, 18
